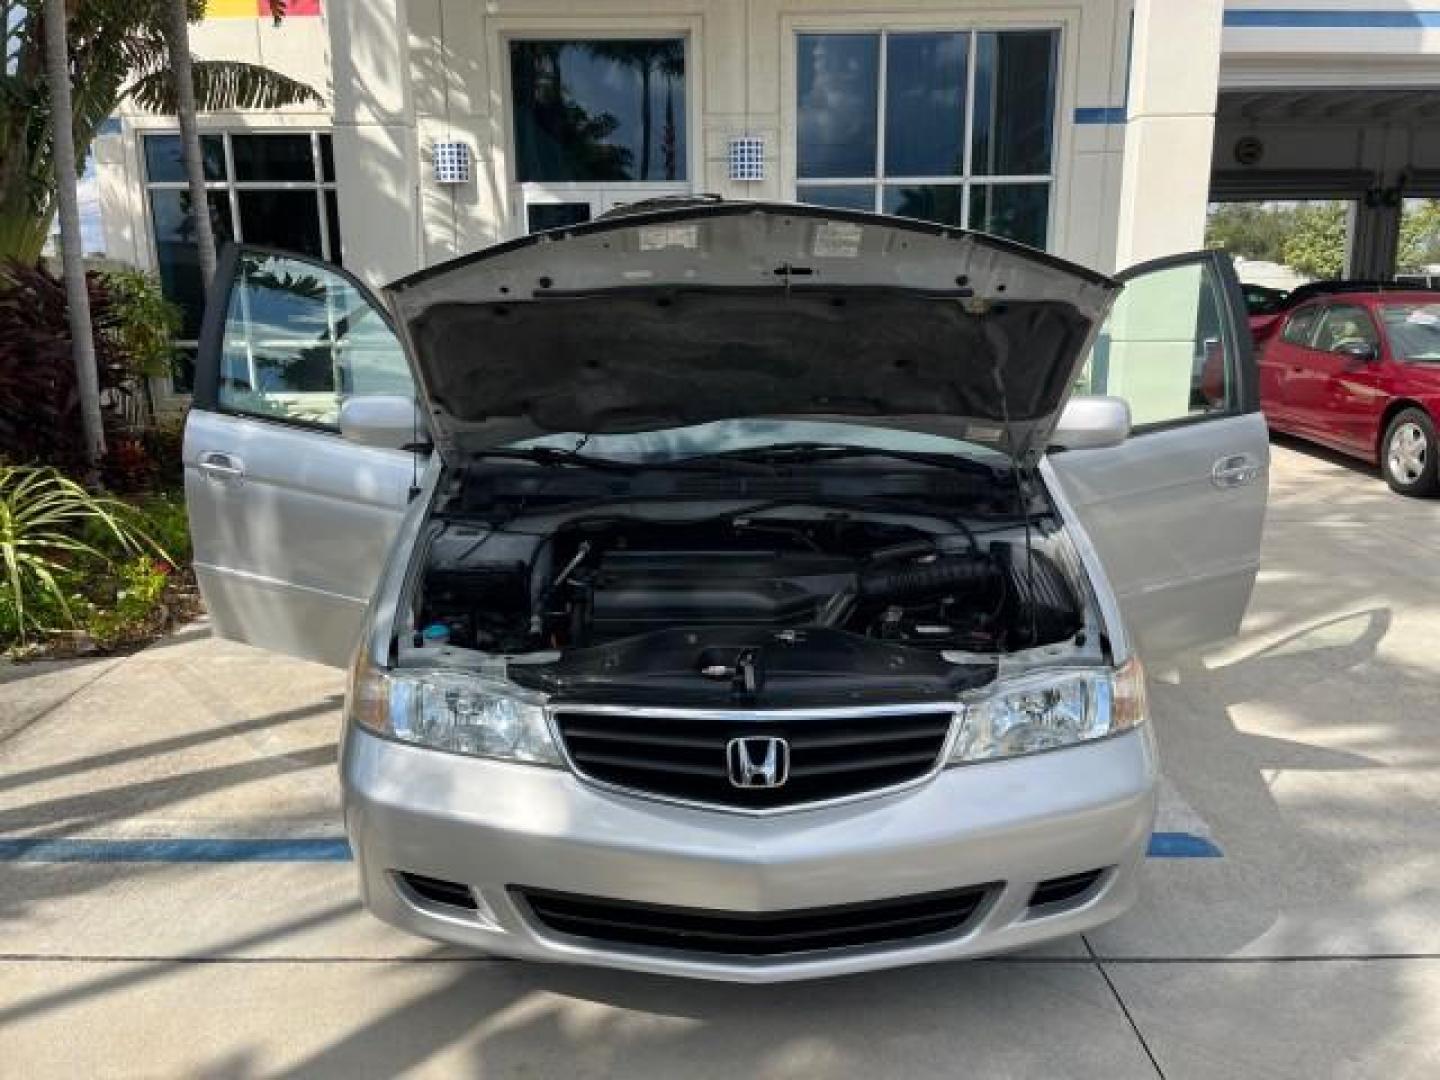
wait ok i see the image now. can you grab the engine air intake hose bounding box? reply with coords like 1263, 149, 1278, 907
856, 557, 995, 600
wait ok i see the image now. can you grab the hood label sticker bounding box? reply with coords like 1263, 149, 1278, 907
812, 221, 864, 258
639, 225, 700, 251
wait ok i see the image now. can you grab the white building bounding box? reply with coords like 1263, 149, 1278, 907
93, 1, 1440, 397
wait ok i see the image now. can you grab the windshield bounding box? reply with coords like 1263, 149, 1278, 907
1380, 303, 1440, 362
514, 419, 1003, 464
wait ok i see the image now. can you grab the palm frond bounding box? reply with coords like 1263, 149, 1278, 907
126, 59, 324, 113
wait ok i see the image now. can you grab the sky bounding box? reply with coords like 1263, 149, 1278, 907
44, 156, 106, 257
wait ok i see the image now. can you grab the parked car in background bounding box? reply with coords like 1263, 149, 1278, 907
1259, 287, 1440, 494
184, 202, 1267, 981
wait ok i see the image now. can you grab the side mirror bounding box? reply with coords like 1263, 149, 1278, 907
338, 395, 428, 450
1336, 340, 1377, 364
1050, 395, 1131, 451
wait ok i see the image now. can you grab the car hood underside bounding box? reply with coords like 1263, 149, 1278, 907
386, 202, 1120, 460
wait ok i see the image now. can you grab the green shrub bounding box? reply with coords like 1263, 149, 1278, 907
81, 556, 172, 649
0, 466, 169, 646
95, 268, 182, 380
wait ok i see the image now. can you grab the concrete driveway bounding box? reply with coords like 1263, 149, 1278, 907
1, 441, 1437, 1078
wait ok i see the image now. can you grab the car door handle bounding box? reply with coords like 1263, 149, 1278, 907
1211, 453, 1260, 489
198, 451, 246, 485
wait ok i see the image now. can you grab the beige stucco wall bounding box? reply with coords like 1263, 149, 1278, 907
329, 0, 1138, 286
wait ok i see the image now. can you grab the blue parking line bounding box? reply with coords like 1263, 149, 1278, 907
0, 833, 1221, 862
0, 838, 354, 862
1147, 832, 1222, 858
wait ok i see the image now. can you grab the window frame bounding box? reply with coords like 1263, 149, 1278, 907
140, 129, 340, 400
788, 23, 1061, 248
193, 243, 409, 437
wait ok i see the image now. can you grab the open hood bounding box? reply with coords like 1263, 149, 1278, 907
386, 202, 1120, 461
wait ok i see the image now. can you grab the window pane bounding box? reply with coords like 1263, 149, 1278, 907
511, 39, 687, 183
796, 185, 876, 212
527, 202, 592, 232
883, 184, 964, 227
231, 133, 316, 182
968, 183, 1048, 247
319, 134, 336, 183
148, 189, 235, 339
218, 252, 409, 427
971, 31, 1057, 176
1380, 303, 1440, 362
143, 134, 226, 183
1281, 307, 1320, 345
236, 190, 324, 258
884, 33, 967, 177
797, 34, 878, 178
1312, 304, 1379, 353
1082, 259, 1234, 425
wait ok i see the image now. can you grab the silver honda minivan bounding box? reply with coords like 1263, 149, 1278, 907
185, 202, 1267, 981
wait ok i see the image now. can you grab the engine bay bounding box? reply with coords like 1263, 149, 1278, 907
398, 464, 1100, 705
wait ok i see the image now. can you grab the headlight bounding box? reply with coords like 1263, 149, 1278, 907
948, 658, 1146, 765
349, 656, 560, 765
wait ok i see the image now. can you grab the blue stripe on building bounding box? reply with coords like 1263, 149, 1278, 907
1225, 10, 1440, 29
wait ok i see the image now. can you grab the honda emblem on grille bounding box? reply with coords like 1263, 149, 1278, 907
726, 736, 790, 788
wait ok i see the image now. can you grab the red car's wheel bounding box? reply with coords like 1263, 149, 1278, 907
1382, 408, 1439, 496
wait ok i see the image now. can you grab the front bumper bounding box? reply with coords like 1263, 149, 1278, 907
341, 725, 1158, 982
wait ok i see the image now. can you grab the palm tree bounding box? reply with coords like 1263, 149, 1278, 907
0, 0, 323, 266
41, 0, 105, 475
165, 0, 216, 287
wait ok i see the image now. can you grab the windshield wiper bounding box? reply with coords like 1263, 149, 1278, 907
681, 441, 1003, 475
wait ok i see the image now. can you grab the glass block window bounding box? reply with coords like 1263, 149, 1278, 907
142, 132, 340, 392
510, 39, 688, 183
795, 30, 1057, 249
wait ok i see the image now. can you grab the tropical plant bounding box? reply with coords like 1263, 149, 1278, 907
95, 267, 183, 379
0, 465, 168, 644
0, 260, 177, 470
0, 0, 324, 266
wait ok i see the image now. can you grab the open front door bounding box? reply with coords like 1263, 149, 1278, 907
1048, 250, 1268, 659
184, 246, 421, 667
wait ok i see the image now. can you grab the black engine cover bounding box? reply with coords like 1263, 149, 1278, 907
585, 549, 852, 641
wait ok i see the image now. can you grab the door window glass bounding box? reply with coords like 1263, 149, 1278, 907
1281, 305, 1321, 346
796, 29, 1056, 248
1078, 258, 1235, 426
217, 252, 411, 429
510, 39, 687, 183
1312, 304, 1379, 354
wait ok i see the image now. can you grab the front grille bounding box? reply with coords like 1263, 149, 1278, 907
515, 885, 991, 957
554, 709, 954, 809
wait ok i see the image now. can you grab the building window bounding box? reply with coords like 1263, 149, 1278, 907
795, 30, 1057, 249
142, 131, 340, 392
510, 39, 687, 184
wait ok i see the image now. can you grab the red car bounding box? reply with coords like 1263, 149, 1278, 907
1260, 289, 1440, 494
